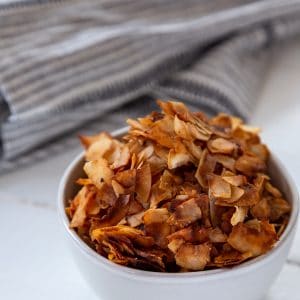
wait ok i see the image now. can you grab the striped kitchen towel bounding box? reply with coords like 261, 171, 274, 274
1, 0, 300, 173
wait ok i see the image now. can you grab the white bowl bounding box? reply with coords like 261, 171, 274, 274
58, 127, 299, 300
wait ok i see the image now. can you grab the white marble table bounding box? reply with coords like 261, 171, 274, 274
1, 40, 300, 299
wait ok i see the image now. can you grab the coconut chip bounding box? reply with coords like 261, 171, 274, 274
67, 100, 290, 272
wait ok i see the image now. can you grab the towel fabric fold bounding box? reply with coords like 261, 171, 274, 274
0, 0, 300, 173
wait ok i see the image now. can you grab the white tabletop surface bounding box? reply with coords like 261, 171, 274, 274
1, 40, 300, 299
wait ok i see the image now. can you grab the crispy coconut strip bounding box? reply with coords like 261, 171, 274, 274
93, 195, 131, 228
175, 243, 211, 270
249, 143, 269, 161
210, 113, 242, 130
143, 208, 171, 248
84, 159, 113, 190
250, 197, 271, 220
70, 186, 90, 228
208, 175, 231, 199
91, 225, 145, 242
228, 221, 278, 257
231, 206, 248, 226
168, 141, 192, 169
85, 140, 111, 161
269, 198, 291, 222
168, 238, 185, 253
195, 149, 216, 189
222, 175, 246, 186
265, 182, 282, 198
126, 211, 145, 227
208, 138, 237, 155
208, 227, 227, 243
239, 124, 261, 134
111, 179, 125, 197
213, 251, 252, 267
174, 115, 194, 140
76, 178, 93, 186
111, 146, 131, 169
114, 169, 136, 188
79, 132, 112, 149
235, 154, 266, 176
135, 163, 152, 206
168, 198, 202, 228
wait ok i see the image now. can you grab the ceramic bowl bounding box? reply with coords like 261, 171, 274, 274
58, 127, 299, 300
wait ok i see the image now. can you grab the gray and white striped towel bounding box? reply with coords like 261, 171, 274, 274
1, 0, 300, 173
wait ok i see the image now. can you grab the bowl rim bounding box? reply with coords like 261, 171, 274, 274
57, 127, 299, 283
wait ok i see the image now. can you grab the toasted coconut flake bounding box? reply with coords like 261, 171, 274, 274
143, 208, 170, 224
208, 138, 237, 155
208, 228, 227, 243
231, 206, 248, 226
213, 250, 252, 267
235, 154, 266, 176
222, 175, 246, 186
253, 173, 269, 194
104, 140, 125, 164
143, 208, 171, 248
168, 238, 185, 253
188, 122, 211, 141
85, 140, 111, 161
147, 154, 166, 175
95, 195, 131, 228
175, 243, 211, 270
84, 159, 113, 190
210, 113, 243, 130
208, 175, 231, 199
269, 198, 291, 222
265, 182, 282, 198
136, 163, 152, 206
167, 141, 192, 169
213, 154, 236, 171
174, 115, 194, 140
195, 149, 216, 189
250, 197, 271, 220
167, 227, 194, 242
235, 184, 259, 206
127, 118, 146, 131
111, 146, 130, 169
76, 178, 93, 186
115, 169, 136, 188
228, 221, 277, 256
231, 186, 245, 202
91, 225, 145, 242
182, 139, 202, 162
70, 186, 90, 228
239, 124, 261, 134
168, 198, 202, 228
97, 183, 117, 208
161, 172, 181, 195
157, 100, 177, 116
79, 132, 112, 148
111, 179, 125, 197
147, 115, 175, 148
137, 144, 154, 164
153, 144, 169, 161
249, 144, 269, 161
128, 199, 144, 215
126, 211, 145, 227
149, 182, 171, 209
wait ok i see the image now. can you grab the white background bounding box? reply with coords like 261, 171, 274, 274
0, 40, 300, 299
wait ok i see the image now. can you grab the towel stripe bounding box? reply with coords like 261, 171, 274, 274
0, 0, 300, 173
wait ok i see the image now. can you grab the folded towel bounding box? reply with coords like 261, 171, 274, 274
1, 0, 300, 173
